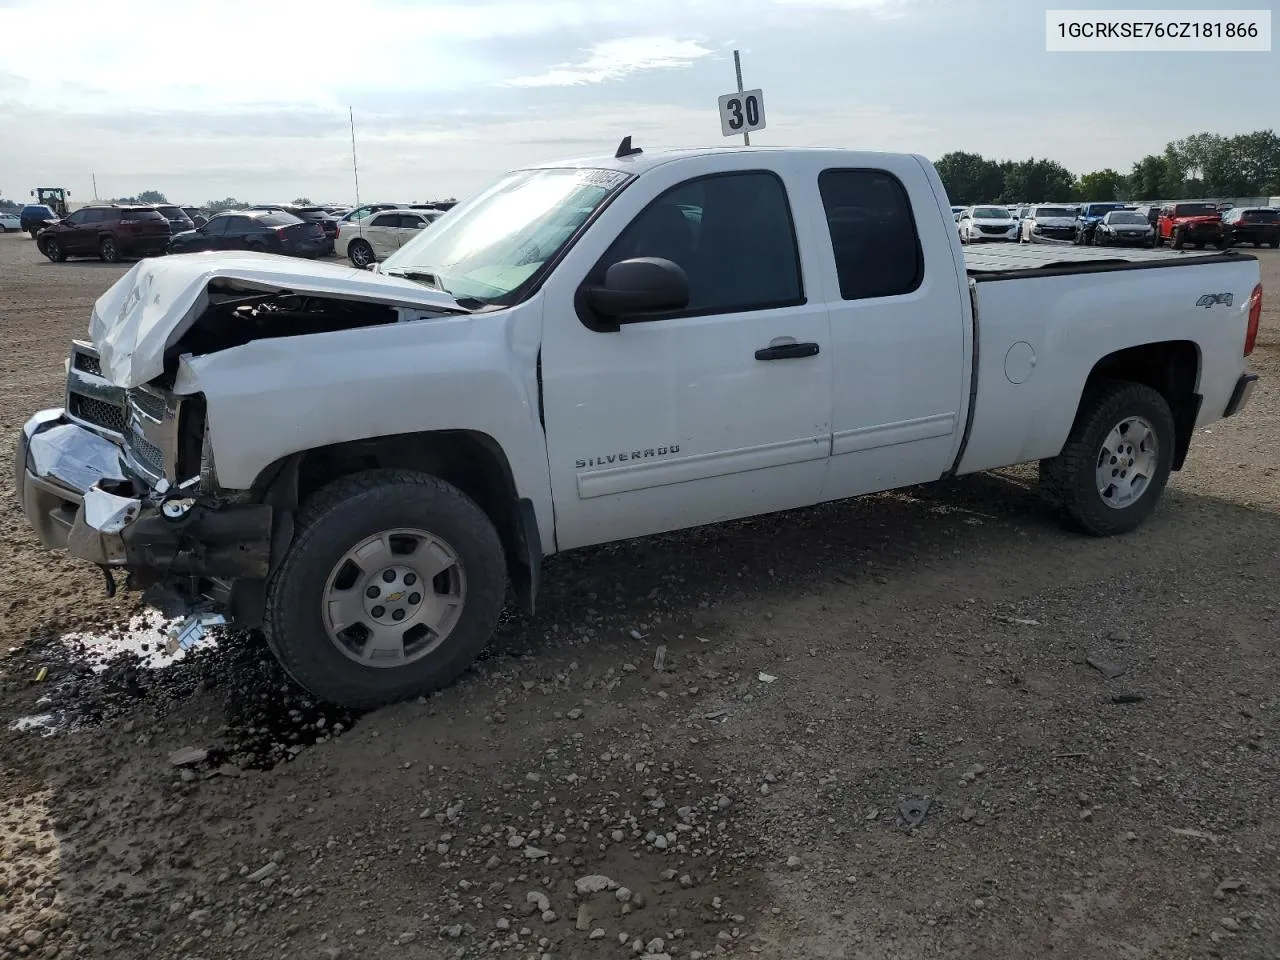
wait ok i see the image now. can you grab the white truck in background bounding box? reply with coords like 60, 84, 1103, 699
17, 142, 1263, 709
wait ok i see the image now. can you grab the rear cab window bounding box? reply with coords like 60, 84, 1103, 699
817, 169, 923, 301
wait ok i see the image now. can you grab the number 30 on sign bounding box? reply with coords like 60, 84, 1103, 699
718, 88, 766, 138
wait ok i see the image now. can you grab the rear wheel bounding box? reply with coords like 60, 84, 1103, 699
348, 239, 375, 267
1270, 239, 1279, 249
1040, 381, 1174, 537
99, 236, 121, 263
40, 237, 66, 262
264, 470, 508, 709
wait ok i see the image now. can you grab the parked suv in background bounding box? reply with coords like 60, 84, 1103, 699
1155, 201, 1225, 250
19, 203, 57, 237
1221, 207, 1280, 248
182, 207, 209, 228
338, 208, 439, 267
155, 204, 196, 236
1131, 204, 1160, 228
1073, 202, 1128, 245
37, 205, 171, 262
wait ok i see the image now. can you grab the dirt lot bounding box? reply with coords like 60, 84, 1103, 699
2, 232, 1279, 960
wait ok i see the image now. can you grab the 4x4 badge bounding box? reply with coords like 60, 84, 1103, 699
1195, 293, 1233, 309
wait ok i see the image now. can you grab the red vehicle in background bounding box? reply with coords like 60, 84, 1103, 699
1154, 201, 1225, 250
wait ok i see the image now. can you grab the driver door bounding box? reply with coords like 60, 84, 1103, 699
538, 157, 834, 551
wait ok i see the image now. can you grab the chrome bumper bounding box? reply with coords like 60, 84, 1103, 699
15, 408, 134, 561
16, 409, 274, 577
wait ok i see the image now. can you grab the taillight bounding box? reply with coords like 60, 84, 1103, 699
275, 226, 287, 239
1244, 283, 1262, 357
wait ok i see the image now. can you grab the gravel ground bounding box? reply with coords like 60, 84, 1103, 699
2, 232, 1279, 960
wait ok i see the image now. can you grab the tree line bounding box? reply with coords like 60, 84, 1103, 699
937, 129, 1280, 205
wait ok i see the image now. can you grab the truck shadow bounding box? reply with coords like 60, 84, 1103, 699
487, 467, 1280, 661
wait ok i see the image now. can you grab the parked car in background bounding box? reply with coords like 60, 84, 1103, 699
1131, 204, 1160, 228
338, 208, 439, 267
36, 205, 171, 262
337, 203, 404, 225
1073, 202, 1128, 245
0, 211, 21, 232
950, 205, 966, 222
19, 203, 57, 237
1221, 207, 1280, 248
155, 204, 196, 236
250, 205, 339, 255
182, 206, 209, 228
958, 205, 1017, 243
1093, 210, 1155, 247
168, 209, 329, 258
1020, 204, 1078, 243
1155, 201, 1225, 250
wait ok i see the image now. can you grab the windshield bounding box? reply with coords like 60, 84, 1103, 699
380, 167, 631, 304
1241, 209, 1279, 222
1034, 207, 1074, 218
971, 207, 1008, 219
1107, 212, 1147, 224
1173, 203, 1218, 217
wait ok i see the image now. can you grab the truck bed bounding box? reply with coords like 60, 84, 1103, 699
964, 243, 1248, 278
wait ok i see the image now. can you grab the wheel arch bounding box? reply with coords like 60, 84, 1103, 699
250, 429, 542, 617
1079, 340, 1201, 470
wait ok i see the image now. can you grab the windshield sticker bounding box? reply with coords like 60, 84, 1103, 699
578, 169, 629, 189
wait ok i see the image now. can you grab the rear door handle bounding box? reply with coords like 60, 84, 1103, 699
755, 342, 820, 361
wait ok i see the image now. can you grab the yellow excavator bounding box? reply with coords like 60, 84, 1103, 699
31, 187, 71, 217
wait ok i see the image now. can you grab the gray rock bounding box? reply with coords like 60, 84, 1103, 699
575, 905, 592, 931
785, 855, 802, 870
247, 862, 278, 882
22, 930, 45, 947
567, 708, 584, 720
526, 891, 551, 914
589, 928, 606, 939
616, 887, 633, 903
541, 910, 558, 923
575, 875, 615, 895
524, 846, 550, 860
508, 835, 526, 849
168, 746, 208, 767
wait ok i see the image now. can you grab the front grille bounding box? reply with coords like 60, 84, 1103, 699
72, 352, 102, 376
979, 225, 1008, 234
69, 394, 127, 434
129, 432, 166, 478
128, 388, 167, 422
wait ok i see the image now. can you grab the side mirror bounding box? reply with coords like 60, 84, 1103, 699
585, 257, 690, 323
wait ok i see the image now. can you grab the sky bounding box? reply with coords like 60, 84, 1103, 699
0, 0, 1274, 207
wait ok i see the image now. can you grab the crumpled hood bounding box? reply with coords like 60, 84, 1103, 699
89, 251, 464, 388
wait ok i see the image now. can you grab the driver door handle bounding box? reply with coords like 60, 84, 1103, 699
755, 341, 819, 361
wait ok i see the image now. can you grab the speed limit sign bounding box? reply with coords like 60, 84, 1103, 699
718, 88, 766, 138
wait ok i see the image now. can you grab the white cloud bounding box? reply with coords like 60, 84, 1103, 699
506, 38, 714, 88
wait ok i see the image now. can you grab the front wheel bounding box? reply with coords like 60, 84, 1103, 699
264, 470, 508, 709
1172, 228, 1186, 250
40, 237, 66, 262
1040, 381, 1174, 537
348, 239, 375, 267
1269, 239, 1279, 249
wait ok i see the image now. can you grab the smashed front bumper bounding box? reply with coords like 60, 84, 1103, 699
15, 409, 273, 583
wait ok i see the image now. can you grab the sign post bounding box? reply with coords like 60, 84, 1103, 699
717, 50, 766, 143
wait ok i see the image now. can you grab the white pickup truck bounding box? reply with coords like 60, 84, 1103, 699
16, 142, 1263, 709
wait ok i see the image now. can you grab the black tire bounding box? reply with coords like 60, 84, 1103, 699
1039, 381, 1175, 537
264, 469, 508, 709
40, 237, 66, 262
1193, 240, 1205, 250
1270, 239, 1279, 249
1172, 227, 1185, 250
1252, 241, 1261, 248
99, 236, 121, 263
28, 228, 39, 240
348, 239, 375, 267
1154, 231, 1164, 247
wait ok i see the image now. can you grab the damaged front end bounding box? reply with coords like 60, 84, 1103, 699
15, 344, 273, 642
